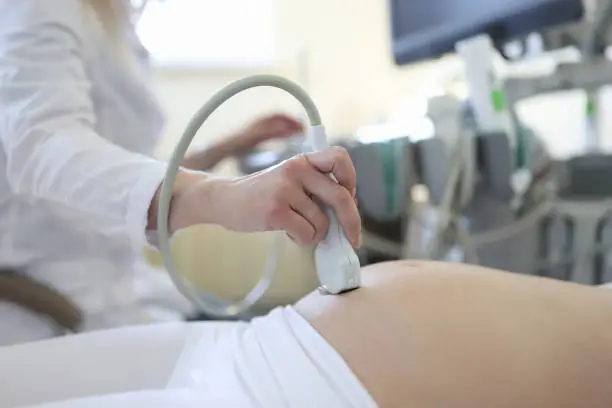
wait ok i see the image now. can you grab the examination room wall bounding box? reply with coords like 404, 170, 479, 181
145, 0, 612, 308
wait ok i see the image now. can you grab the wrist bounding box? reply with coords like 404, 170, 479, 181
152, 169, 234, 232
148, 169, 207, 232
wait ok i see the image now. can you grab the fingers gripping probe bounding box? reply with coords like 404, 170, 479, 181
157, 75, 361, 318
309, 126, 362, 295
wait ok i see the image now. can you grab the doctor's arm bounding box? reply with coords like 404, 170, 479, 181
0, 2, 360, 249
0, 1, 175, 247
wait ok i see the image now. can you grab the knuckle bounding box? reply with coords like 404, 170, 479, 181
331, 146, 349, 161
271, 196, 287, 214
274, 178, 293, 196
282, 157, 306, 177
333, 188, 352, 207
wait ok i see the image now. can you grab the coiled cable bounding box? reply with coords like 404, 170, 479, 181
157, 75, 322, 318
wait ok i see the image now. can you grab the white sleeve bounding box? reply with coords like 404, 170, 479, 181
0, 0, 168, 248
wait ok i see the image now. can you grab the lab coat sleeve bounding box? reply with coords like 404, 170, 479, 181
0, 0, 168, 248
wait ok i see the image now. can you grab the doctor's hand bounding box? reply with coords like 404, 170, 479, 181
237, 113, 303, 148
168, 147, 361, 248
182, 114, 303, 172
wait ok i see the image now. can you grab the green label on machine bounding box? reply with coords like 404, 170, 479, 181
586, 100, 596, 117
377, 140, 404, 219
491, 88, 507, 112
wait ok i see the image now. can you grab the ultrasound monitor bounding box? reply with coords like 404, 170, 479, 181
389, 0, 584, 65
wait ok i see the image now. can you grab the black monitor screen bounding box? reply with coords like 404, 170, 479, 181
390, 0, 584, 65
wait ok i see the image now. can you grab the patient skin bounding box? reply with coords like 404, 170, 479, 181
295, 261, 612, 408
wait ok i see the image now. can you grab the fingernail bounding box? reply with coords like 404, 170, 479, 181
351, 188, 357, 197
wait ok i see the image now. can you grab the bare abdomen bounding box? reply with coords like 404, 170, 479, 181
295, 261, 612, 408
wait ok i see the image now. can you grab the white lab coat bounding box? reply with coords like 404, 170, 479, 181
0, 0, 194, 345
